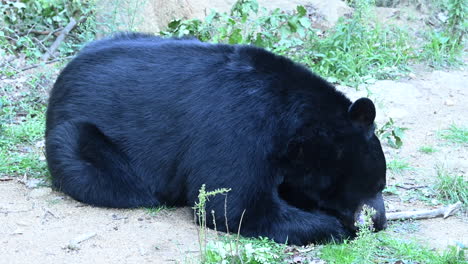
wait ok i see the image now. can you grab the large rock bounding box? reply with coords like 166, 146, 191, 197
96, 0, 351, 33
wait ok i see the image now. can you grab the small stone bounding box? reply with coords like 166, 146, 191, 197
444, 99, 455, 106
12, 228, 23, 235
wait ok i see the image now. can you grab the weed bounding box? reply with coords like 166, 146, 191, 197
145, 205, 174, 216
418, 145, 438, 154
376, 118, 408, 149
439, 124, 468, 145
387, 158, 413, 174
205, 237, 284, 264
193, 184, 231, 263
433, 167, 467, 207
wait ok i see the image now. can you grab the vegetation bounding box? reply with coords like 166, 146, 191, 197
419, 145, 438, 154
387, 158, 413, 174
0, 0, 467, 262
0, 0, 95, 60
439, 124, 468, 145
376, 118, 408, 149
161, 0, 416, 86
421, 0, 467, 67
433, 167, 468, 208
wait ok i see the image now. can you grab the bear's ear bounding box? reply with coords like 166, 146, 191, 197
348, 98, 376, 127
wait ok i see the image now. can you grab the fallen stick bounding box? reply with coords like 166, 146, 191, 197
386, 202, 462, 221
41, 18, 77, 61
17, 56, 74, 72
66, 232, 97, 250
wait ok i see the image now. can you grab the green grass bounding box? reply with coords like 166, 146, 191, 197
0, 109, 47, 178
320, 229, 466, 264
387, 158, 413, 174
419, 145, 438, 154
0, 78, 48, 178
439, 124, 468, 145
145, 205, 175, 216
433, 167, 468, 207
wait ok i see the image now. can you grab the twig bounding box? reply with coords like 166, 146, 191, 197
224, 194, 229, 235
386, 202, 462, 221
396, 185, 427, 190
66, 232, 97, 250
236, 209, 246, 264
18, 56, 73, 72
40, 27, 64, 44
0, 178, 14, 181
41, 18, 77, 61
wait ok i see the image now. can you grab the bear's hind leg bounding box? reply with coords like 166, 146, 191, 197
46, 121, 159, 208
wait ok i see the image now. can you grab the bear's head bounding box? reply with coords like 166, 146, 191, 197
279, 97, 387, 232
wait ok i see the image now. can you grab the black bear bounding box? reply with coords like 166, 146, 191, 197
45, 33, 387, 245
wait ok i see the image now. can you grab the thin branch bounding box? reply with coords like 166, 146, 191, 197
19, 56, 74, 72
41, 18, 77, 61
386, 202, 462, 221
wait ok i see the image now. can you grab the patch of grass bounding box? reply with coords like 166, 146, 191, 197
145, 205, 174, 216
419, 145, 438, 154
320, 223, 466, 264
387, 158, 413, 174
433, 167, 468, 207
420, 0, 466, 67
0, 83, 47, 178
439, 124, 468, 145
0, 110, 47, 178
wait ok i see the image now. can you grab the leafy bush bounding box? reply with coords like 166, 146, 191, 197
0, 0, 95, 60
162, 0, 414, 86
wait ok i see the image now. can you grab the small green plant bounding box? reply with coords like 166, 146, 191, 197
204, 237, 284, 264
418, 145, 438, 154
433, 167, 467, 207
439, 124, 468, 145
376, 118, 408, 149
145, 205, 174, 216
192, 184, 286, 264
193, 184, 231, 263
387, 158, 413, 174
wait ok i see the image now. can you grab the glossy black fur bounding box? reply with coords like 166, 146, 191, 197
45, 33, 387, 245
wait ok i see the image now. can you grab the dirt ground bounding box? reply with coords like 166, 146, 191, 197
1, 64, 466, 263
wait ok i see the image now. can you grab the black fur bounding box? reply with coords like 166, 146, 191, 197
45, 33, 387, 245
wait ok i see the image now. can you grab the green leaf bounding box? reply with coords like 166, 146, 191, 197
296, 5, 306, 16
228, 28, 243, 44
